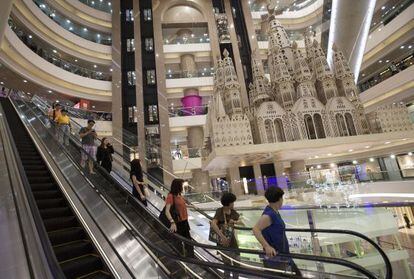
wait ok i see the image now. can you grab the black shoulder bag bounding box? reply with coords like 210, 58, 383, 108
159, 194, 179, 227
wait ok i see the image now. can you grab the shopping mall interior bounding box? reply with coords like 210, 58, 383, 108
0, 0, 414, 278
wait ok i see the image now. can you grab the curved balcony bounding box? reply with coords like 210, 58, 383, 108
44, 0, 111, 33
12, 0, 111, 64
0, 27, 111, 101
33, 0, 111, 45
9, 18, 111, 81
78, 0, 112, 14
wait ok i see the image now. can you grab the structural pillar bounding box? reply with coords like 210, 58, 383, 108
180, 54, 197, 77
0, 0, 13, 45
274, 161, 287, 190
289, 160, 307, 186
227, 167, 244, 196
327, 0, 376, 79
187, 126, 210, 192
253, 163, 265, 195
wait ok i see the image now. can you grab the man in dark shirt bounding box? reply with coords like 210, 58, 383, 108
79, 120, 97, 174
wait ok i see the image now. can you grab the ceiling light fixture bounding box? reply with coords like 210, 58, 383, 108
390, 154, 396, 159
348, 149, 353, 152
369, 158, 375, 162
385, 141, 391, 144
23, 80, 27, 83
409, 152, 413, 156
352, 160, 358, 164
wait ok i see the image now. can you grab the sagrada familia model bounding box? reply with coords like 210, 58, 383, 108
205, 11, 413, 149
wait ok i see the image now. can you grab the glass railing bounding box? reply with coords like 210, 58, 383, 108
358, 52, 413, 92
171, 147, 202, 160
33, 0, 112, 45
249, 0, 318, 13
163, 35, 210, 45
78, 0, 112, 13
370, 0, 414, 33
13, 91, 387, 279
8, 19, 111, 81
166, 69, 214, 79
168, 105, 208, 117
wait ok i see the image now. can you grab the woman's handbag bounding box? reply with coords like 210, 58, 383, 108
208, 209, 234, 244
159, 194, 179, 227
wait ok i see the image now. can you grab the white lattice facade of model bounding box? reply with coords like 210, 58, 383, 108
205, 12, 412, 150
369, 103, 414, 133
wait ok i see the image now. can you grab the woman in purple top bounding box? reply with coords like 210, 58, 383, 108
253, 187, 301, 276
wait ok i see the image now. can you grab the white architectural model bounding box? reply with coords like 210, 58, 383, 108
205, 11, 412, 149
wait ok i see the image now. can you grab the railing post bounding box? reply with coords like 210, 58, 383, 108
306, 209, 325, 274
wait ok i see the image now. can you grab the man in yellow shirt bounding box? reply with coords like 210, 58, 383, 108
55, 109, 71, 146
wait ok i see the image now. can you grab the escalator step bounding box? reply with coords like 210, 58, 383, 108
44, 216, 78, 231
60, 255, 104, 279
48, 227, 86, 246
54, 240, 94, 262
22, 165, 47, 171
26, 170, 50, 177
36, 198, 66, 209
78, 271, 112, 279
39, 207, 72, 219
31, 183, 57, 191
33, 190, 62, 199
28, 176, 54, 184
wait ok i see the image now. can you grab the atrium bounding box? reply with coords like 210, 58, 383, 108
0, 0, 413, 278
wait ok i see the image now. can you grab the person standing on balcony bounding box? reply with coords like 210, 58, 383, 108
130, 159, 147, 206
55, 109, 71, 146
79, 120, 97, 174
96, 137, 114, 173
253, 187, 301, 276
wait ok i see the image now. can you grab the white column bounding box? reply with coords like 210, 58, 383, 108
227, 167, 243, 196
253, 163, 264, 195
274, 161, 287, 190
327, 0, 376, 79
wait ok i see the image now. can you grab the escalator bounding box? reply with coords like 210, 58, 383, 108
0, 98, 112, 279
8, 92, 392, 279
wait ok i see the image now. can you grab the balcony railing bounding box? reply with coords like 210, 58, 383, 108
166, 69, 214, 79
171, 147, 202, 160
78, 0, 113, 13
163, 35, 210, 45
9, 19, 112, 81
169, 105, 208, 117
370, 0, 413, 32
249, 0, 317, 13
33, 0, 112, 45
358, 52, 413, 92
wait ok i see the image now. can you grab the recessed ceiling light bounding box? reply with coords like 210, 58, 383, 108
381, 6, 386, 10
385, 141, 391, 144
348, 149, 353, 152
74, 59, 78, 62
48, 90, 52, 93
390, 154, 396, 159
409, 152, 413, 156
28, 35, 32, 39
83, 28, 88, 31
400, 45, 405, 49
93, 65, 97, 68
352, 160, 358, 164
314, 155, 319, 158
317, 165, 321, 169
23, 80, 27, 83
369, 158, 375, 162
327, 153, 332, 156
56, 100, 59, 103
365, 145, 370, 148
53, 49, 57, 53
408, 45, 412, 49
109, 68, 113, 72
0, 82, 3, 85
385, 60, 389, 63
69, 27, 73, 31
66, 20, 71, 24
379, 60, 382, 63
330, 163, 335, 167
108, 2, 111, 6
402, 138, 408, 141
97, 34, 101, 37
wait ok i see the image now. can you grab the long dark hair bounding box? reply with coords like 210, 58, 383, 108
170, 179, 184, 196
130, 159, 142, 175
100, 137, 107, 148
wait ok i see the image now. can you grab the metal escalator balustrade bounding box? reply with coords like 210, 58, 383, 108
23, 93, 387, 279
0, 98, 113, 279
11, 93, 307, 278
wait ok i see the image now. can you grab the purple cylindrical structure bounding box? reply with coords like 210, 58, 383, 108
181, 95, 202, 115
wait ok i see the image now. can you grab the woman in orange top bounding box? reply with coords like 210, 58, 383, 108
165, 179, 194, 257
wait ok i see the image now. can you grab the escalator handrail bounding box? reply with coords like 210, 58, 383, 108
17, 96, 300, 278
0, 100, 66, 279
23, 96, 381, 279
28, 94, 385, 279
10, 97, 140, 279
